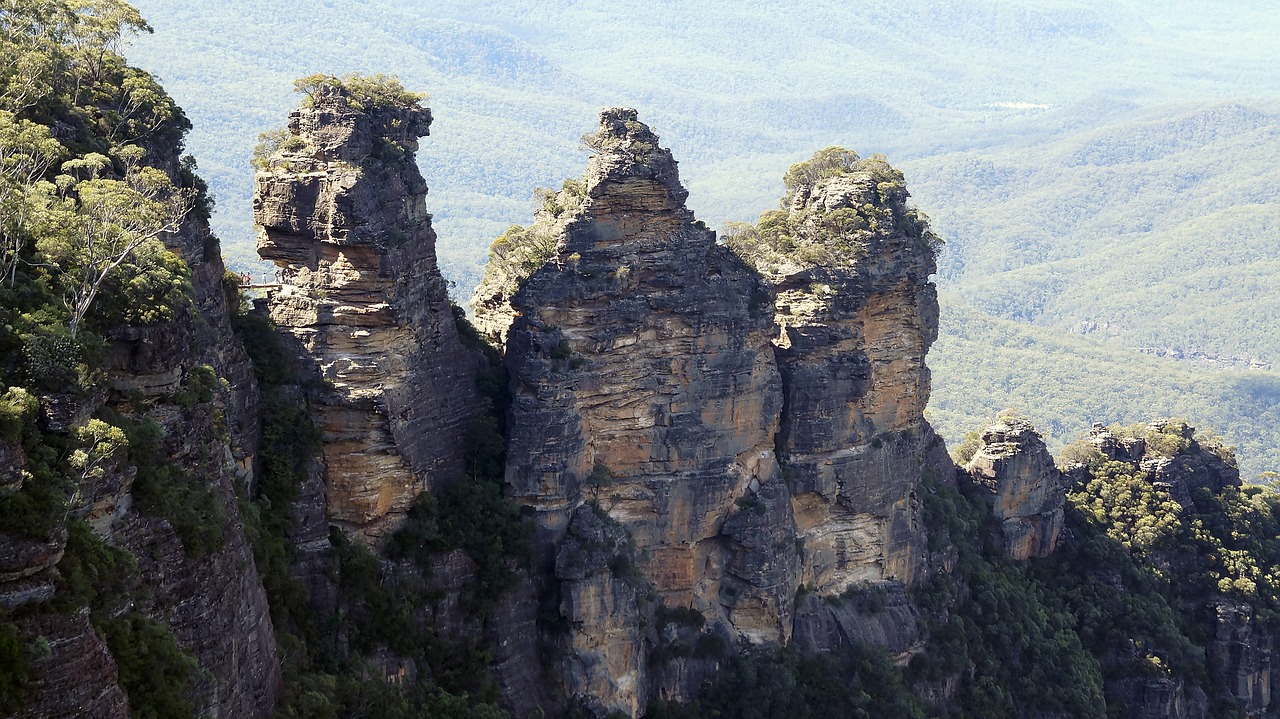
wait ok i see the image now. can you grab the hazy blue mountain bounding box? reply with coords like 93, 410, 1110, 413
125, 0, 1280, 476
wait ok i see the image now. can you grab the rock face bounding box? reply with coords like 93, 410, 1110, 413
109, 165, 283, 717
492, 114, 948, 715
757, 157, 952, 595
11, 610, 130, 719
501, 108, 786, 713
962, 418, 1065, 560
254, 84, 481, 540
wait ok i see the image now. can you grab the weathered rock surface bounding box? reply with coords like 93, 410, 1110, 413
492, 114, 952, 715
750, 157, 952, 595
792, 581, 922, 661
1212, 601, 1273, 716
12, 610, 130, 719
555, 506, 651, 716
0, 439, 23, 492
501, 108, 787, 713
963, 417, 1065, 560
254, 84, 481, 540
1106, 677, 1209, 719
103, 234, 282, 717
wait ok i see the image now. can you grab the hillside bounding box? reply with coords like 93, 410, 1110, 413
120, 0, 1280, 476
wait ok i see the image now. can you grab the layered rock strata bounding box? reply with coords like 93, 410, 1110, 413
254, 85, 481, 539
114, 186, 282, 717
754, 158, 952, 596
962, 417, 1065, 560
499, 108, 787, 714
488, 113, 950, 715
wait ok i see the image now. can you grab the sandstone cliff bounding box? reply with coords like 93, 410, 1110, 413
2, 143, 280, 717
254, 82, 482, 540
496, 108, 785, 714
725, 148, 952, 662
483, 114, 952, 716
962, 417, 1065, 560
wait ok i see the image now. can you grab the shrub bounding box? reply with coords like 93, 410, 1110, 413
0, 622, 25, 715
123, 415, 227, 557
0, 386, 37, 441
99, 613, 198, 719
293, 73, 426, 111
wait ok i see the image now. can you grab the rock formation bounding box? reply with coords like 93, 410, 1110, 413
962, 417, 1065, 560
480, 113, 952, 715
750, 151, 953, 595
495, 108, 786, 713
1067, 421, 1274, 718
254, 83, 481, 540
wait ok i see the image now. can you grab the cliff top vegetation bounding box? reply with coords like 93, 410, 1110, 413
724, 146, 941, 276
292, 72, 427, 111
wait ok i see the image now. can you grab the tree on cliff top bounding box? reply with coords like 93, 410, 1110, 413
781, 145, 861, 207
725, 146, 941, 274
32, 146, 192, 336
292, 72, 427, 110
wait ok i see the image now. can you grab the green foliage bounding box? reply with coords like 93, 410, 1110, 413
230, 307, 323, 649
1072, 459, 1183, 555
121, 413, 227, 557
32, 163, 194, 337
316, 529, 504, 706
1033, 508, 1208, 689
725, 148, 939, 275
476, 177, 587, 301
0, 622, 26, 715
586, 461, 614, 503
275, 670, 508, 719
54, 519, 137, 611
646, 644, 925, 719
914, 477, 1106, 718
99, 613, 198, 719
48, 520, 201, 718
0, 468, 68, 539
1067, 441, 1280, 608
293, 73, 426, 110
19, 329, 84, 390
84, 237, 191, 330
386, 422, 530, 610
0, 0, 198, 345
0, 385, 37, 440
250, 126, 306, 170
780, 146, 861, 206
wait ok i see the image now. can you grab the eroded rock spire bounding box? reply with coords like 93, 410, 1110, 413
254, 79, 481, 541
500, 108, 788, 714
